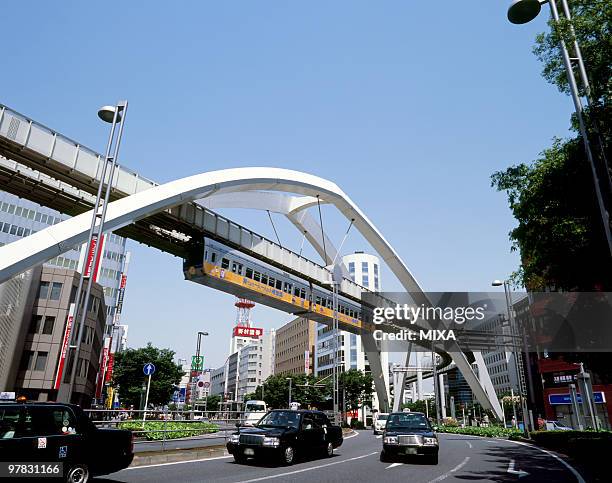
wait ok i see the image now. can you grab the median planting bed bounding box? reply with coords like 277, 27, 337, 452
119, 420, 219, 441
436, 425, 522, 439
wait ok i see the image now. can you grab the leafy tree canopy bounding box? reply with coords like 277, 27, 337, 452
339, 369, 374, 411
492, 1, 612, 290
112, 343, 184, 408
491, 138, 610, 290
252, 373, 331, 410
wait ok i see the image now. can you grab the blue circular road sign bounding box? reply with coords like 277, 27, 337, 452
143, 363, 156, 376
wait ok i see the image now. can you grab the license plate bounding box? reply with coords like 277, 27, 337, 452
404, 447, 417, 455
244, 448, 255, 456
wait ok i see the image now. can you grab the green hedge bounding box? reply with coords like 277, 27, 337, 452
436, 425, 522, 439
119, 420, 219, 441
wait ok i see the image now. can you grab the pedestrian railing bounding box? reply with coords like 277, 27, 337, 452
84, 409, 250, 451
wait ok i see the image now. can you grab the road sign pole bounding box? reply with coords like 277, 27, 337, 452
142, 373, 152, 425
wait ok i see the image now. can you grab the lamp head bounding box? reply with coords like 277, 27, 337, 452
491, 280, 504, 287
97, 105, 122, 123
508, 0, 542, 24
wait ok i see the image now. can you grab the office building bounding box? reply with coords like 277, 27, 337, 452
0, 265, 107, 406
275, 317, 316, 376
0, 189, 130, 338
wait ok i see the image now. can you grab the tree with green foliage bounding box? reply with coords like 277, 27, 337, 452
252, 373, 331, 409
492, 1, 612, 382
112, 343, 184, 408
492, 0, 611, 290
400, 399, 436, 416
203, 394, 221, 412
339, 369, 373, 412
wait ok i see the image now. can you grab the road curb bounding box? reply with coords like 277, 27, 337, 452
130, 444, 228, 467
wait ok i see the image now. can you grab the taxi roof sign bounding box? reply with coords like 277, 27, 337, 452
0, 392, 16, 400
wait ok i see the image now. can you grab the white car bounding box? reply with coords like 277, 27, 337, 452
545, 420, 573, 431
242, 400, 267, 426
373, 413, 389, 434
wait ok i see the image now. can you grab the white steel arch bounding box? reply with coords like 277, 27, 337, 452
0, 167, 502, 418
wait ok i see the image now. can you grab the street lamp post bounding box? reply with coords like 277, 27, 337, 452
286, 378, 292, 407
191, 331, 209, 405
492, 279, 530, 436
64, 101, 128, 404
323, 265, 343, 425
507, 0, 612, 256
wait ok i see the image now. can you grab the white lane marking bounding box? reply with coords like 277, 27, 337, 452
376, 435, 382, 439
506, 439, 586, 483
344, 431, 359, 440
507, 459, 529, 478
127, 453, 233, 470
426, 456, 470, 483
466, 441, 473, 449
233, 451, 378, 483
386, 463, 403, 469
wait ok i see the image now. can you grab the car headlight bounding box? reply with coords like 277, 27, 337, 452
383, 436, 398, 444
423, 437, 438, 446
230, 434, 240, 443
263, 436, 280, 447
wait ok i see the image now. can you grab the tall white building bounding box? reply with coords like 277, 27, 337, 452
211, 328, 275, 402
236, 330, 275, 401
314, 251, 390, 412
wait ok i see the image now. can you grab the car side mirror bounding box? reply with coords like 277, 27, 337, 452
235, 422, 241, 428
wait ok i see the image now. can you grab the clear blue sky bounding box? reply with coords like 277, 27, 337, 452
2, 1, 573, 368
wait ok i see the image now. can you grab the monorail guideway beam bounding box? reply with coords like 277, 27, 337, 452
0, 166, 502, 419
198, 190, 389, 409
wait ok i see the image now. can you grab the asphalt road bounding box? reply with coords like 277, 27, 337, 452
100, 431, 586, 483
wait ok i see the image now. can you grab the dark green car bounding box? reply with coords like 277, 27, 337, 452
380, 411, 439, 464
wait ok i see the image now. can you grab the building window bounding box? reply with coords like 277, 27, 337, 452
374, 264, 379, 290
20, 350, 34, 370
362, 262, 369, 273
362, 275, 369, 287
38, 282, 50, 299
348, 262, 355, 281
49, 282, 63, 300
30, 315, 43, 333
42, 316, 55, 335
34, 352, 48, 371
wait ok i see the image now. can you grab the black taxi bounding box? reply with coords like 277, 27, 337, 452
0, 399, 134, 482
380, 411, 439, 464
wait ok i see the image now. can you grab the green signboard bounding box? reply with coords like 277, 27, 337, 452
191, 355, 204, 371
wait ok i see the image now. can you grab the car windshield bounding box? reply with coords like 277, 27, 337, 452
246, 403, 265, 412
257, 411, 300, 429
386, 413, 430, 431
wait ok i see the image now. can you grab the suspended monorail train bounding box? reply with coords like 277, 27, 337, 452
184, 239, 370, 333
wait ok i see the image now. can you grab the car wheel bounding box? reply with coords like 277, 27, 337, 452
233, 453, 247, 464
429, 454, 439, 465
380, 451, 391, 463
282, 446, 295, 465
325, 441, 334, 457
65, 464, 89, 483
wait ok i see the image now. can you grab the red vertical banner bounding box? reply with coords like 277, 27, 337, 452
54, 303, 75, 390
105, 353, 114, 382
95, 339, 111, 399
83, 234, 105, 282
